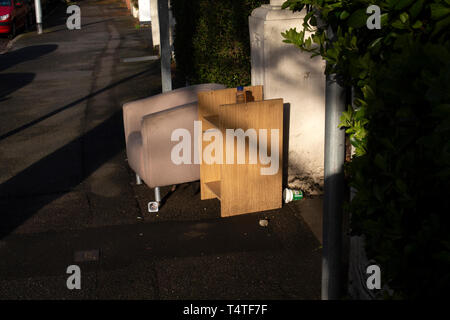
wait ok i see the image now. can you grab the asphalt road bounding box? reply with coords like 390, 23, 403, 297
0, 0, 322, 299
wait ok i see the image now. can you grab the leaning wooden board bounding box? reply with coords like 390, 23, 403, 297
198, 86, 263, 201
198, 86, 283, 217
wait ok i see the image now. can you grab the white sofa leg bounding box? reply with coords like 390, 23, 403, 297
136, 173, 142, 185
148, 187, 161, 213
154, 187, 161, 202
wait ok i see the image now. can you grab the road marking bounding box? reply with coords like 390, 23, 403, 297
122, 55, 159, 63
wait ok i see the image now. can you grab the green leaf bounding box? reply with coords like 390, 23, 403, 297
392, 19, 409, 29
409, 0, 425, 20
350, 35, 357, 48
432, 15, 450, 36
431, 104, 450, 117
348, 9, 368, 29
395, 179, 408, 194
282, 0, 304, 12
431, 3, 450, 20
395, 0, 415, 10
281, 28, 305, 47
379, 137, 395, 151
399, 12, 409, 24
349, 135, 364, 151
362, 85, 375, 100
386, 0, 398, 9
327, 47, 339, 60
373, 184, 384, 202
369, 37, 383, 49
412, 20, 422, 29
380, 13, 389, 26
340, 10, 350, 20
374, 154, 387, 171
339, 106, 354, 127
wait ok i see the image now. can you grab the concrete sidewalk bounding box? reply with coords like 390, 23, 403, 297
0, 0, 322, 299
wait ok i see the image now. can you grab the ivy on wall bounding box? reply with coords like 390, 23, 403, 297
281, 0, 450, 298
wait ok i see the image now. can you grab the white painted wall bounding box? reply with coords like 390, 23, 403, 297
150, 0, 160, 47
249, 3, 326, 194
150, 0, 175, 52
139, 0, 151, 23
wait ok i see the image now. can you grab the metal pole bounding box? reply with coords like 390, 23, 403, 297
154, 187, 161, 202
34, 0, 43, 34
321, 71, 346, 300
157, 0, 172, 92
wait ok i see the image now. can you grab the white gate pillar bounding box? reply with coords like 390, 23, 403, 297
249, 1, 326, 194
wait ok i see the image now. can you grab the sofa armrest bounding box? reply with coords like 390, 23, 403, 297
140, 102, 200, 188
123, 83, 225, 145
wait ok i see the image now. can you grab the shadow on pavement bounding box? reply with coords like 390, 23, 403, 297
0, 44, 57, 103
0, 109, 124, 239
44, 18, 116, 34
0, 68, 151, 141
0, 44, 58, 72
0, 73, 35, 102
0, 65, 156, 238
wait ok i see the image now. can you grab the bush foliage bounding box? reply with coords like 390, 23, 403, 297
171, 0, 269, 87
282, 0, 450, 298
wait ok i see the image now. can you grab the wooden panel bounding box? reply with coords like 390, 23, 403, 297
198, 85, 263, 200
219, 99, 283, 217
198, 88, 236, 119
244, 85, 263, 103
198, 85, 263, 119
203, 115, 220, 128
204, 181, 221, 200
200, 129, 222, 199
198, 89, 231, 199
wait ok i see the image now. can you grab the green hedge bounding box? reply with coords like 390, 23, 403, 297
171, 0, 269, 87
282, 0, 450, 299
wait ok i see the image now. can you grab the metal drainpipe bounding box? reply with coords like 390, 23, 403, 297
321, 69, 346, 299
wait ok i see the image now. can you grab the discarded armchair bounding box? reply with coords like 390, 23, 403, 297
122, 83, 226, 210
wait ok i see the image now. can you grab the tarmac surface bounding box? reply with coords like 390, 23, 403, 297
0, 0, 322, 299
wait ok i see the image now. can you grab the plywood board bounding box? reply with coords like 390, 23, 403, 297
198, 85, 263, 200
204, 181, 221, 200
203, 115, 220, 128
219, 99, 283, 217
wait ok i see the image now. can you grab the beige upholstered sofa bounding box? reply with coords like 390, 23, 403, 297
123, 83, 226, 207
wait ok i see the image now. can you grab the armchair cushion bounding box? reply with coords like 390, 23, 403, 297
126, 131, 144, 181
123, 83, 226, 188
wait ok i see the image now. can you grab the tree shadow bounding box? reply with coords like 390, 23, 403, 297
0, 109, 124, 239
44, 18, 116, 34
0, 65, 157, 238
0, 68, 152, 141
0, 44, 58, 73
0, 73, 35, 102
